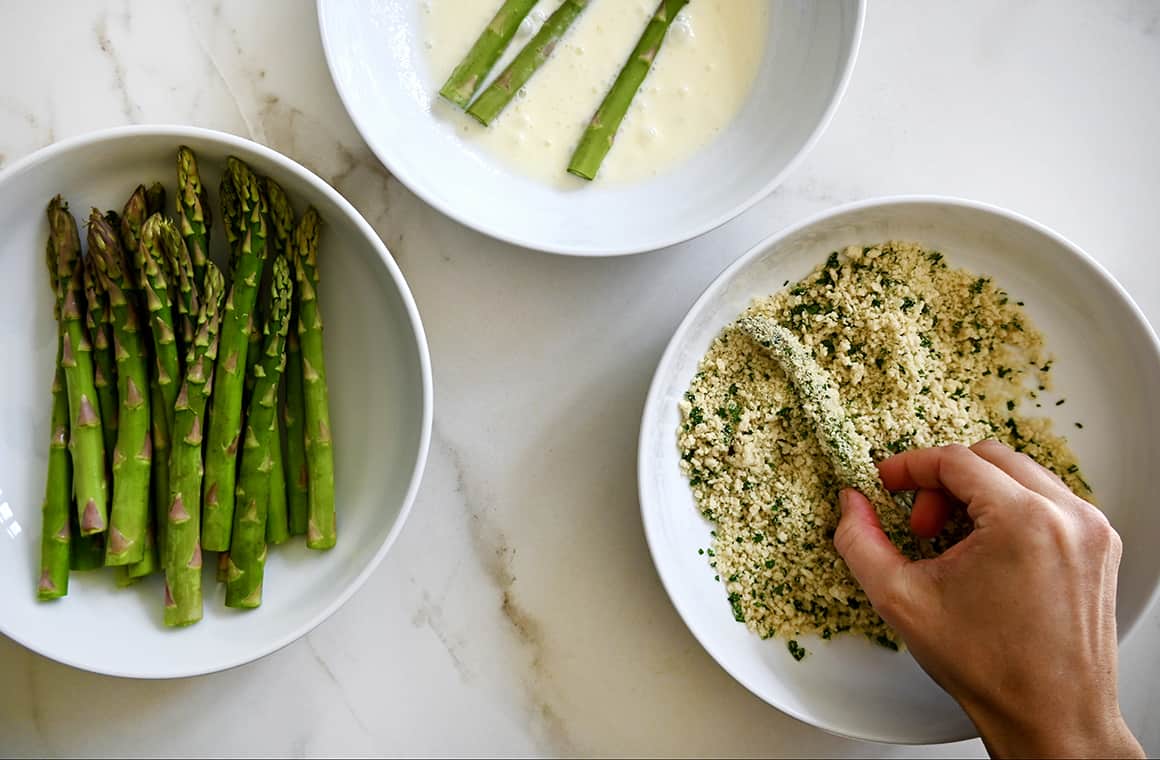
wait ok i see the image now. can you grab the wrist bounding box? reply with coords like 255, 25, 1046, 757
966, 700, 1142, 759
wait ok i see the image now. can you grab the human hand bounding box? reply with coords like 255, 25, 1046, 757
834, 440, 1143, 759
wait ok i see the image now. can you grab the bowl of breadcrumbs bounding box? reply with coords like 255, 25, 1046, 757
638, 197, 1160, 744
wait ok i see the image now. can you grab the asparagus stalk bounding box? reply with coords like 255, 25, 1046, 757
164, 215, 200, 361
265, 178, 295, 545
48, 198, 108, 536
89, 211, 153, 565
176, 146, 212, 291
164, 263, 225, 627
267, 414, 290, 545
119, 185, 149, 259
202, 158, 270, 552
294, 209, 336, 550
82, 257, 119, 461
226, 256, 292, 608
467, 0, 589, 125
439, 0, 539, 108
38, 365, 72, 600
283, 324, 309, 536
567, 0, 689, 180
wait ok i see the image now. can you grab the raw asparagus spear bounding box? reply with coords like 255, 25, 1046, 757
164, 263, 225, 627
439, 0, 539, 108
283, 324, 309, 536
145, 182, 167, 218
567, 0, 689, 180
294, 209, 336, 550
38, 364, 72, 600
176, 146, 212, 290
131, 215, 184, 575
89, 211, 153, 565
202, 158, 270, 552
226, 256, 292, 608
119, 185, 149, 259
48, 197, 108, 536
467, 0, 589, 125
82, 257, 119, 461
264, 178, 295, 544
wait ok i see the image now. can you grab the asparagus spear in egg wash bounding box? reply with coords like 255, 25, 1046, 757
202, 158, 270, 552
164, 263, 225, 627
47, 198, 109, 536
89, 211, 153, 565
467, 0, 589, 126
567, 0, 689, 181
439, 0, 539, 108
293, 208, 336, 550
226, 256, 292, 609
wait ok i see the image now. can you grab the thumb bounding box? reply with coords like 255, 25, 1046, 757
834, 489, 911, 612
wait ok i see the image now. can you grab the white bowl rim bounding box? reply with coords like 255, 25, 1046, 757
637, 193, 1160, 743
0, 123, 435, 680
316, 0, 867, 258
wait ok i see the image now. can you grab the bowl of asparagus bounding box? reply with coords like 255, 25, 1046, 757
319, 0, 865, 255
0, 125, 432, 678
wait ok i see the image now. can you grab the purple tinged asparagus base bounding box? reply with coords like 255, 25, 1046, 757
89, 211, 153, 565
164, 263, 225, 627
567, 0, 690, 181
48, 197, 109, 537
226, 256, 292, 608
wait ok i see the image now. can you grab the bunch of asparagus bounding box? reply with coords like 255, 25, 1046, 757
439, 0, 690, 180
37, 148, 336, 627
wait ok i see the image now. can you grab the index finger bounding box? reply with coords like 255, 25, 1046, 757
877, 444, 1027, 509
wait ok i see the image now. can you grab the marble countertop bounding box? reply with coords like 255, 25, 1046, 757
2, 0, 1158, 756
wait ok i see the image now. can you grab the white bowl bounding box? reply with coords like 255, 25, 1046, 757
317, 0, 865, 256
638, 197, 1160, 743
0, 125, 433, 678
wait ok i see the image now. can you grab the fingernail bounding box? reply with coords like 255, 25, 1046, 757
838, 489, 851, 515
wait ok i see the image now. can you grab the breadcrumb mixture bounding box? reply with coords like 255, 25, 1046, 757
678, 242, 1091, 652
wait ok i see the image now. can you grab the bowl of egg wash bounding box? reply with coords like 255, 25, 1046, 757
318, 0, 865, 256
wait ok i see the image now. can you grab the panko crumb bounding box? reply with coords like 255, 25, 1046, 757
678, 241, 1091, 651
